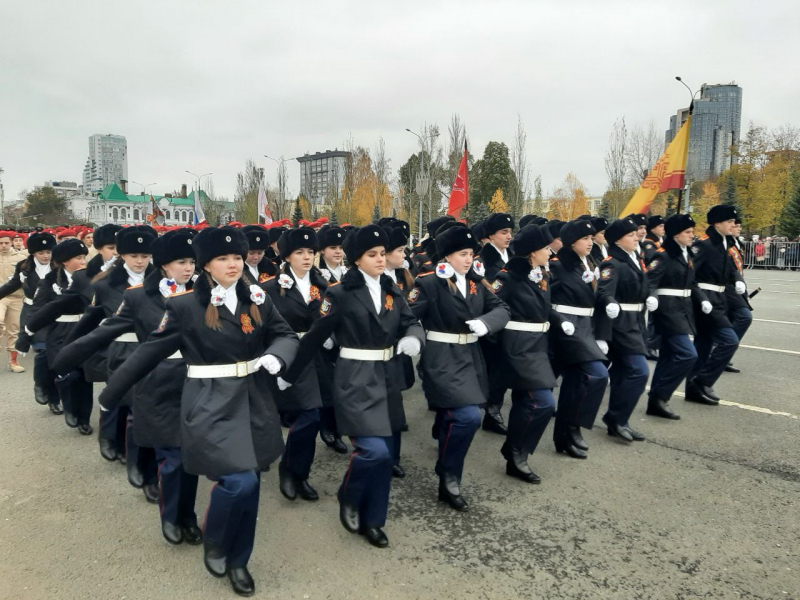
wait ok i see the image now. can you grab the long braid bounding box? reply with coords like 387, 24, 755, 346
204, 272, 222, 330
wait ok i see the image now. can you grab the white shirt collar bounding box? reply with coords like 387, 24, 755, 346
291, 267, 312, 303
454, 271, 467, 298
722, 237, 727, 250
213, 279, 239, 315
359, 269, 383, 314
491, 243, 509, 263
64, 269, 74, 286
580, 255, 590, 271
124, 264, 145, 286
326, 261, 344, 279
600, 244, 608, 258
34, 259, 51, 279
629, 251, 641, 270
384, 268, 397, 283
247, 263, 259, 281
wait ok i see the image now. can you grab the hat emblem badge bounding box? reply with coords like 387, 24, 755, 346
187, 239, 192, 245
256, 237, 260, 242
138, 237, 143, 243
467, 233, 472, 238
374, 231, 379, 237
304, 234, 309, 239
226, 236, 232, 242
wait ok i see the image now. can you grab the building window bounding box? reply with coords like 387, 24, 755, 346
112, 207, 119, 221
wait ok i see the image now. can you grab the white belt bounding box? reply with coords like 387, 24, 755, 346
339, 347, 395, 361
186, 358, 259, 378
657, 288, 692, 298
56, 314, 81, 323
114, 332, 138, 343
505, 321, 550, 333
426, 331, 478, 344
697, 283, 725, 293
23, 297, 33, 305
619, 303, 644, 312
553, 304, 594, 317
166, 350, 182, 360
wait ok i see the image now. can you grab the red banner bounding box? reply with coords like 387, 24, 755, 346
447, 142, 469, 219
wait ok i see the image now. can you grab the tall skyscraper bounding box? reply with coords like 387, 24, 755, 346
297, 150, 351, 206
82, 134, 128, 195
664, 83, 742, 181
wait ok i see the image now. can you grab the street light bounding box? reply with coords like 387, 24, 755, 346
130, 181, 158, 196
405, 129, 439, 238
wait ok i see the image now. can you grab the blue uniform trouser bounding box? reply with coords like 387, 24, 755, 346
507, 389, 555, 456
126, 412, 158, 486
651, 334, 698, 400
435, 405, 482, 483
281, 408, 320, 480
606, 353, 649, 426
341, 436, 394, 529
392, 430, 402, 466
55, 368, 92, 426
690, 326, 739, 388
204, 470, 260, 568
555, 360, 608, 431
156, 447, 199, 528
33, 347, 59, 404
729, 307, 753, 345
100, 406, 130, 454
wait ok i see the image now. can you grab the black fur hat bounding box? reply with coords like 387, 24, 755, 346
472, 220, 487, 241
625, 213, 648, 228
343, 225, 389, 263
560, 219, 597, 247
511, 224, 554, 256
93, 224, 123, 249
268, 227, 289, 245
193, 227, 249, 269
242, 225, 271, 251
647, 215, 665, 230
52, 239, 88, 265
319, 226, 347, 249
116, 225, 157, 255
665, 214, 696, 237
383, 226, 408, 252
427, 215, 454, 237
518, 214, 538, 229
484, 212, 515, 236
151, 229, 196, 267
546, 219, 565, 239
278, 227, 318, 259
435, 225, 480, 258
26, 232, 56, 254
604, 217, 639, 244
591, 217, 609, 233
707, 204, 738, 224
391, 220, 411, 238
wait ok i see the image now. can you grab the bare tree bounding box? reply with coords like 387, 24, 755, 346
532, 175, 544, 215
603, 117, 632, 217
234, 159, 264, 223
626, 119, 661, 185
372, 136, 391, 216
771, 124, 800, 152
509, 114, 530, 218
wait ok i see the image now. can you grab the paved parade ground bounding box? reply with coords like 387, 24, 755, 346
1, 269, 798, 600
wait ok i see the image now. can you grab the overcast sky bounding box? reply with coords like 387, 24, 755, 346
1, 0, 798, 207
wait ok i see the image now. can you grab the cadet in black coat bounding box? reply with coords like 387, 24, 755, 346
23, 239, 94, 433
283, 225, 425, 549
262, 227, 327, 503
55, 229, 202, 545
686, 205, 744, 405
595, 218, 654, 443
549, 219, 610, 459
242, 225, 277, 283
409, 226, 510, 511
590, 217, 609, 264
0, 232, 61, 414
646, 214, 709, 420
98, 227, 297, 596
724, 218, 752, 372
493, 225, 569, 483
84, 223, 122, 280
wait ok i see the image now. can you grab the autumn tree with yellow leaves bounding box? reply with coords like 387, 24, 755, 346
488, 188, 509, 213
547, 173, 589, 221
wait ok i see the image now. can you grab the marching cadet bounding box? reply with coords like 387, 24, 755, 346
590, 217, 609, 263
266, 226, 288, 267
0, 229, 25, 373
243, 225, 277, 283
85, 224, 122, 279
493, 224, 572, 483
724, 217, 752, 373
412, 216, 454, 271
626, 213, 649, 255
23, 238, 94, 434
97, 226, 297, 596
475, 212, 515, 435
0, 232, 61, 410
549, 219, 611, 459
282, 225, 425, 548
314, 225, 349, 453
262, 227, 328, 503
54, 230, 203, 545
595, 217, 654, 442
643, 216, 665, 262
645, 213, 709, 420
88, 226, 159, 500
686, 205, 743, 405
409, 226, 509, 510
546, 220, 565, 258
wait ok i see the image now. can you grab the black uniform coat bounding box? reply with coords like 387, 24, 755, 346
548, 249, 607, 364
283, 268, 425, 437
725, 237, 751, 312
387, 267, 416, 391
590, 242, 608, 265
54, 270, 193, 448
595, 245, 649, 355
409, 268, 510, 409
261, 265, 327, 412
246, 257, 277, 284
691, 227, 743, 331
642, 233, 662, 264
25, 268, 94, 369
98, 275, 298, 478
493, 257, 561, 390
0, 257, 52, 343
476, 242, 508, 283
645, 238, 708, 337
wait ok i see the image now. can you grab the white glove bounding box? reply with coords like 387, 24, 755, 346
277, 377, 292, 391
396, 336, 421, 357
701, 301, 713, 314
596, 340, 609, 354
25, 326, 34, 336
255, 354, 282, 375
323, 337, 335, 350
646, 296, 659, 312
465, 319, 489, 337
735, 281, 746, 295
605, 303, 620, 319
561, 321, 575, 336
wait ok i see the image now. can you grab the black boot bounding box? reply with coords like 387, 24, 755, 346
99, 437, 117, 462
360, 527, 389, 548
142, 483, 159, 504
482, 405, 508, 435
554, 429, 587, 459
569, 426, 589, 450
295, 478, 319, 502
162, 521, 183, 545
724, 363, 741, 373
33, 384, 50, 405
203, 539, 227, 578
685, 378, 719, 405
331, 437, 348, 454
227, 566, 255, 596
392, 464, 406, 478
337, 487, 360, 533
646, 396, 681, 420
319, 428, 336, 446
438, 473, 468, 511
502, 444, 540, 484
127, 460, 145, 489
181, 522, 203, 545
278, 462, 297, 501
48, 402, 63, 415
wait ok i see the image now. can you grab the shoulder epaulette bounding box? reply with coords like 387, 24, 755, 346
126, 284, 143, 290
328, 281, 341, 287
499, 268, 508, 273
603, 256, 613, 262
699, 234, 709, 240
417, 271, 435, 278
550, 257, 559, 262
171, 289, 194, 297
423, 260, 432, 265
657, 247, 666, 253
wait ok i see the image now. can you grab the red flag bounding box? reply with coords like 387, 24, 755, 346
447, 141, 469, 218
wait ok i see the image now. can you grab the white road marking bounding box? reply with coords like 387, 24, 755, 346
739, 344, 800, 356
647, 388, 798, 419
753, 318, 800, 326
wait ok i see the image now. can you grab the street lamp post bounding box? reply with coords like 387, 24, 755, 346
185, 171, 213, 222
405, 129, 439, 239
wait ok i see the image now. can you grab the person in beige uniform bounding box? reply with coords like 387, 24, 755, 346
0, 230, 26, 372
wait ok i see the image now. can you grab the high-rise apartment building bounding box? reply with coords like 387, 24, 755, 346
82, 134, 128, 195
297, 150, 350, 205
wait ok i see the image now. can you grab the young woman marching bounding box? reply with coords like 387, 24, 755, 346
282, 225, 425, 548
261, 227, 328, 502
85, 224, 122, 279
97, 226, 297, 596
54, 229, 203, 545
314, 225, 349, 453
595, 217, 655, 443
408, 226, 510, 510
0, 232, 62, 413
24, 238, 94, 434
549, 219, 612, 459
242, 225, 277, 283
88, 226, 159, 500
493, 224, 574, 483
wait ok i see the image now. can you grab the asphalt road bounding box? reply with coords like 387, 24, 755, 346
1, 269, 798, 600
